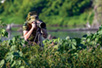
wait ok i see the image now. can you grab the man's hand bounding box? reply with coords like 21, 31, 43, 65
32, 22, 37, 29
23, 21, 37, 41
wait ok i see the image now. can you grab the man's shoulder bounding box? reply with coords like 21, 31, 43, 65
23, 21, 29, 30
23, 21, 28, 26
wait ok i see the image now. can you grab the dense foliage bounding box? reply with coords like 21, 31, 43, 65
0, 0, 92, 26
0, 21, 102, 67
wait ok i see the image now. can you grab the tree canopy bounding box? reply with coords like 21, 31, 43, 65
0, 0, 92, 26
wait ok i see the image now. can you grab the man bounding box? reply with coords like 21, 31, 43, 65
23, 11, 48, 46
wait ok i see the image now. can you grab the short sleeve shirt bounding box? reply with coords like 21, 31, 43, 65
23, 20, 46, 43
23, 21, 38, 42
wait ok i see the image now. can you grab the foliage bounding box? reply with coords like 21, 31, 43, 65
1, 25, 102, 67
93, 0, 102, 23
0, 0, 92, 26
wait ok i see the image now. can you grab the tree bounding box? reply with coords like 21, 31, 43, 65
92, 0, 102, 27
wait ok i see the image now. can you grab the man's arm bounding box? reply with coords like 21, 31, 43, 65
23, 28, 34, 41
23, 22, 37, 41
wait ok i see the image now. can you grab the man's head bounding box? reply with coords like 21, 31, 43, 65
27, 11, 38, 21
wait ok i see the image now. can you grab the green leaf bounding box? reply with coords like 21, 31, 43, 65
72, 45, 76, 49
20, 66, 25, 68
66, 36, 70, 40
87, 38, 90, 42
6, 53, 14, 62
98, 30, 102, 35
12, 37, 16, 43
10, 45, 16, 51
0, 60, 5, 67
1, 29, 6, 33
16, 60, 21, 65
11, 61, 16, 67
54, 45, 58, 49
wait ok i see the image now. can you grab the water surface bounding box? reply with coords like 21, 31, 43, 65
48, 31, 96, 39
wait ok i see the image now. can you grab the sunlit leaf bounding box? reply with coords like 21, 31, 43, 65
0, 60, 5, 67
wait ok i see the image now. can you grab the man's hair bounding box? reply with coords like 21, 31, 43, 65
29, 11, 38, 16
27, 11, 38, 20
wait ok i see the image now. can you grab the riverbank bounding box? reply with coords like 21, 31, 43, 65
4, 24, 98, 39
6, 24, 99, 32
48, 27, 98, 32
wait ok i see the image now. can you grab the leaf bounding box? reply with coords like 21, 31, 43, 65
0, 60, 5, 67
6, 53, 14, 62
12, 37, 16, 43
1, 29, 8, 37
19, 52, 23, 57
54, 45, 58, 49
20, 66, 25, 68
1, 29, 6, 33
11, 61, 16, 67
10, 45, 16, 51
87, 38, 90, 42
16, 60, 21, 65
66, 36, 70, 40
98, 30, 102, 35
72, 45, 76, 49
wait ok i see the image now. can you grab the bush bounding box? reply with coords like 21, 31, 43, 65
0, 25, 102, 67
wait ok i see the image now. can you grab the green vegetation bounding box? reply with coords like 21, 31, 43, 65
93, 0, 102, 24
1, 0, 102, 67
0, 0, 93, 26
1, 21, 102, 67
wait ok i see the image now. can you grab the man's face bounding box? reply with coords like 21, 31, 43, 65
28, 15, 37, 23
31, 15, 37, 18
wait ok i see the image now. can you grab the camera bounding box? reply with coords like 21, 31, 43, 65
37, 22, 46, 28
